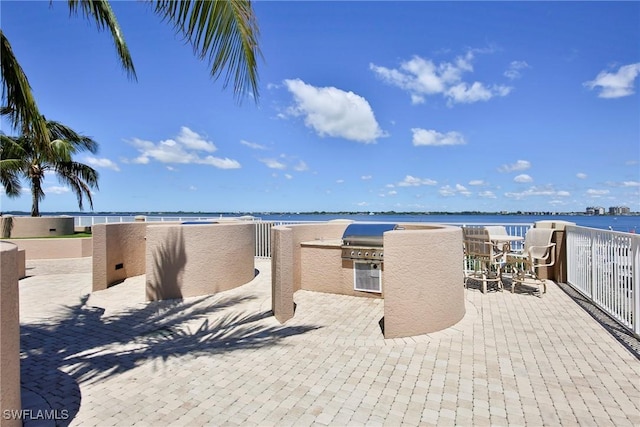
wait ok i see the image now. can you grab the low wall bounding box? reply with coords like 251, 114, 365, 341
0, 216, 74, 238
383, 224, 465, 338
300, 241, 382, 298
92, 223, 147, 291
0, 242, 21, 427
146, 222, 255, 301
4, 237, 92, 260
271, 222, 466, 339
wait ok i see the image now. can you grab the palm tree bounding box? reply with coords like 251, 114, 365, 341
1, 0, 261, 151
1, 117, 99, 217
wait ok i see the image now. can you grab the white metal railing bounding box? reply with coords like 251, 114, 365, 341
566, 225, 640, 337
74, 216, 532, 258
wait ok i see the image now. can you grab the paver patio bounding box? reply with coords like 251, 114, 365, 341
18, 257, 640, 426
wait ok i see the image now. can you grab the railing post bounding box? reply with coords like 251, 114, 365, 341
633, 236, 640, 336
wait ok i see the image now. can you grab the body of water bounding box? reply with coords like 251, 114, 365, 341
53, 212, 640, 233
256, 213, 639, 233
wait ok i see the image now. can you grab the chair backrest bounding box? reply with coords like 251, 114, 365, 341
462, 227, 492, 257
524, 228, 555, 260
484, 225, 508, 238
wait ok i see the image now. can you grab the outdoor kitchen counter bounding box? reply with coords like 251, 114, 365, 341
300, 239, 343, 247
299, 239, 382, 299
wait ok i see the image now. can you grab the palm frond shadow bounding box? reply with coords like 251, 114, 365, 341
21, 292, 319, 425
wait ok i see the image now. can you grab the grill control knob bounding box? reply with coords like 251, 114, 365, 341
351, 250, 356, 256
365, 252, 369, 257
357, 251, 362, 257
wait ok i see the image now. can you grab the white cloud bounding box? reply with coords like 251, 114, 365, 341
240, 139, 267, 150
514, 174, 533, 183
439, 184, 471, 197
587, 189, 610, 196
469, 180, 485, 186
260, 158, 287, 170
128, 127, 240, 169
478, 190, 497, 199
584, 63, 640, 98
361, 175, 373, 180
397, 175, 437, 187
175, 126, 216, 152
283, 78, 386, 143
200, 156, 241, 169
85, 156, 120, 171
505, 186, 571, 200
411, 128, 466, 146
576, 172, 588, 179
293, 161, 309, 172
46, 186, 70, 195
370, 50, 512, 106
622, 181, 640, 187
498, 160, 531, 172
504, 61, 530, 80
284, 174, 293, 180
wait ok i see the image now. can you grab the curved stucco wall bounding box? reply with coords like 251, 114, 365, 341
5, 237, 92, 260
93, 223, 147, 291
0, 216, 74, 238
383, 224, 465, 338
0, 242, 21, 427
146, 222, 255, 301
271, 221, 352, 322
271, 222, 465, 339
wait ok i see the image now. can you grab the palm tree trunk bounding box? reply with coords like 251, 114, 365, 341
31, 176, 40, 217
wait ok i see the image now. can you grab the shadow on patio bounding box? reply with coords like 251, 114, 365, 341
20, 291, 319, 426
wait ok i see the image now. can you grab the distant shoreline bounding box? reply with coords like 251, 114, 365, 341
3, 210, 639, 217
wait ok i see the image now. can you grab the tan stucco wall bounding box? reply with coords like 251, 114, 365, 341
285, 221, 353, 292
17, 250, 25, 279
1, 215, 74, 238
146, 223, 255, 301
92, 223, 147, 291
5, 237, 92, 260
383, 224, 465, 338
272, 222, 465, 339
271, 226, 295, 323
300, 242, 382, 298
0, 242, 21, 427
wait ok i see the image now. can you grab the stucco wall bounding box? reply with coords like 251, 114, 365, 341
5, 237, 92, 260
146, 223, 255, 301
92, 223, 147, 291
272, 222, 466, 339
286, 221, 353, 292
383, 224, 465, 338
0, 242, 21, 427
0, 215, 74, 238
300, 242, 382, 298
271, 226, 295, 323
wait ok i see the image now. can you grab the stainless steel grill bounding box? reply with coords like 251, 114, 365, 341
341, 223, 399, 261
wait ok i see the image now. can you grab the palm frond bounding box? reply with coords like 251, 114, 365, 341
0, 30, 50, 146
56, 162, 99, 211
151, 0, 261, 102
67, 0, 137, 81
0, 158, 24, 197
47, 120, 98, 153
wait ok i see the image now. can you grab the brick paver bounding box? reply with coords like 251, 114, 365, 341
17, 257, 640, 426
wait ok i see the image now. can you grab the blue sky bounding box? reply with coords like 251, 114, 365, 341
1, 1, 639, 213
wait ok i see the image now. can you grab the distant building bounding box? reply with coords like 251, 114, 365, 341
586, 206, 605, 215
609, 206, 631, 215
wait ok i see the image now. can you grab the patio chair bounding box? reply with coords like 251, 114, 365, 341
505, 228, 556, 296
462, 227, 504, 293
